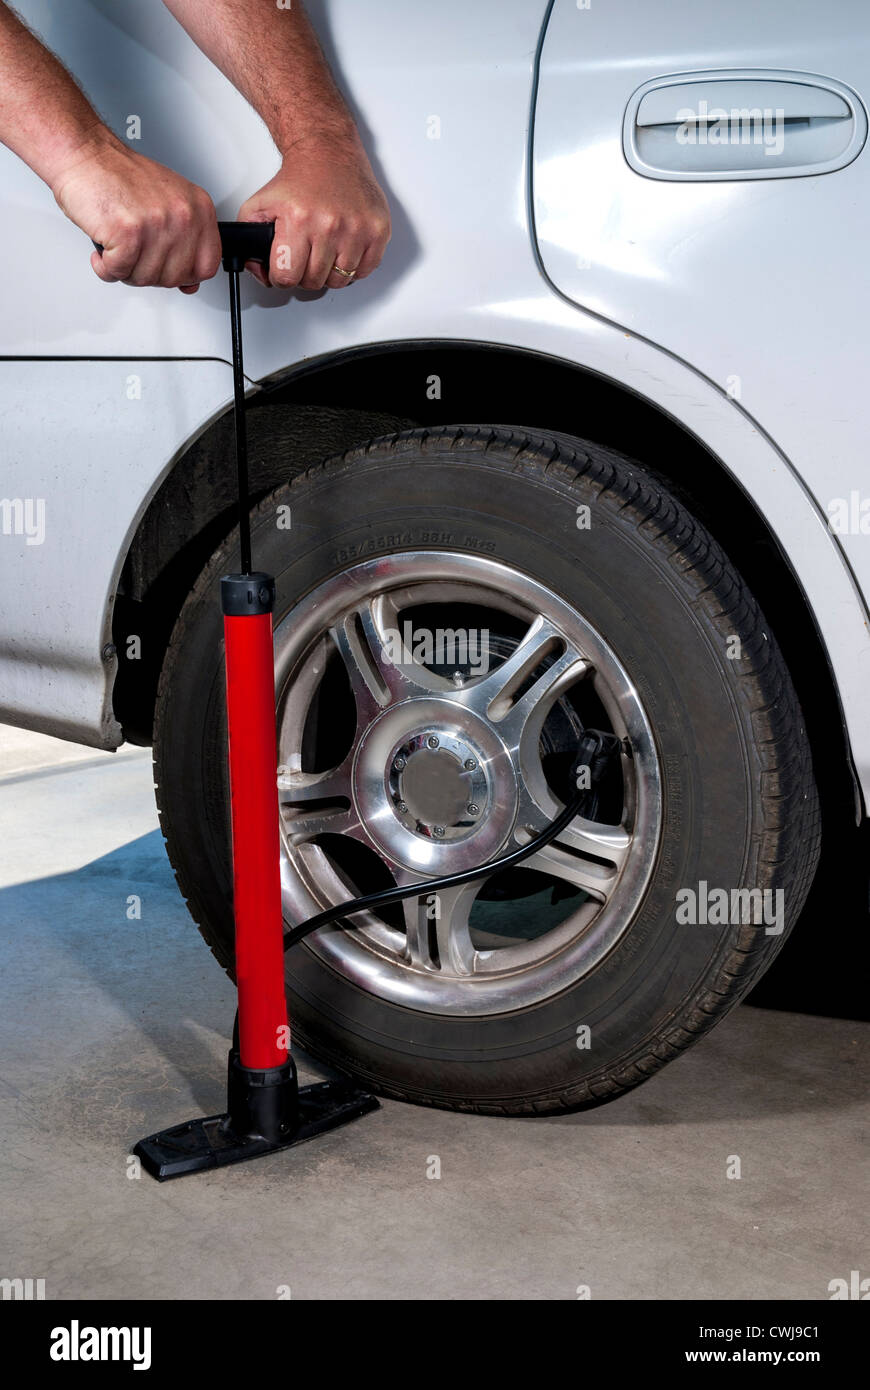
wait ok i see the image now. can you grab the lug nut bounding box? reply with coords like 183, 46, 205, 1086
433, 825, 445, 837
427, 735, 439, 749
464, 758, 477, 771
467, 804, 479, 816
394, 756, 406, 771
397, 801, 408, 813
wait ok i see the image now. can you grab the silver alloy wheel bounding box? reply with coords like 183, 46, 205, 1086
274, 553, 662, 1017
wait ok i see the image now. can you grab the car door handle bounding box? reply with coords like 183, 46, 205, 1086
624, 69, 867, 180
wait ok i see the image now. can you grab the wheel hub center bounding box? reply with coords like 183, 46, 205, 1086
351, 697, 517, 873
389, 732, 489, 840
399, 748, 468, 826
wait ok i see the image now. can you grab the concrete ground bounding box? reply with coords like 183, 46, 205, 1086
0, 727, 866, 1302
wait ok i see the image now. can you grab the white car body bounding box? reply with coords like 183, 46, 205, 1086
1, 0, 868, 814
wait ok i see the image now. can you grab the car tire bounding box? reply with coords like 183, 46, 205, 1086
153, 425, 820, 1114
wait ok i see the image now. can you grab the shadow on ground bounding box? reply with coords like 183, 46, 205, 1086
0, 827, 866, 1134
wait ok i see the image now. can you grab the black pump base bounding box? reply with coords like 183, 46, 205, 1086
134, 1051, 379, 1181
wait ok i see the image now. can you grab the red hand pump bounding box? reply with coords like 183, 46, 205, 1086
132, 223, 378, 1179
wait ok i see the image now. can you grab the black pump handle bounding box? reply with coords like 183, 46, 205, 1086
91, 221, 276, 273
218, 221, 275, 272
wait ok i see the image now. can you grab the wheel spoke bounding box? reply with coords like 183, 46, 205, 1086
401, 880, 479, 975
280, 804, 364, 845
329, 601, 393, 724
330, 595, 453, 726
520, 814, 632, 903
500, 647, 590, 754
461, 615, 588, 741
277, 762, 353, 805
291, 842, 406, 952
401, 894, 433, 968
277, 761, 364, 845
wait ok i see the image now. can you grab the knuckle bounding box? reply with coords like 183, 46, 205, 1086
200, 248, 221, 280
115, 219, 142, 251
170, 198, 195, 229
144, 207, 167, 236
105, 248, 138, 276
173, 261, 197, 287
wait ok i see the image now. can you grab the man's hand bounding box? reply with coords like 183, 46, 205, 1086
239, 134, 390, 291
163, 0, 391, 292
0, 4, 221, 293
54, 135, 221, 294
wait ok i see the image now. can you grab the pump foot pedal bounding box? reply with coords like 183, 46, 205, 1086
134, 1051, 379, 1181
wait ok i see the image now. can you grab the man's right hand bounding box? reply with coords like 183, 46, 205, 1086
53, 135, 222, 294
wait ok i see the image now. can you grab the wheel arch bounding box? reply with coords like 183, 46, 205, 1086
112, 339, 860, 834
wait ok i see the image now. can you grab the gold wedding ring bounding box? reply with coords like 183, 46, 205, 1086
332, 263, 357, 280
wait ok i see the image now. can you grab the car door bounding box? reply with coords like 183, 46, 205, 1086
532, 0, 870, 608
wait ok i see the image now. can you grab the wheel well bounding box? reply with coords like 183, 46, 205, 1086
113, 341, 858, 834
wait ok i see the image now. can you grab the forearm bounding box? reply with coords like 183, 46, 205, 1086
0, 2, 119, 191
0, 0, 387, 294
162, 0, 358, 157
